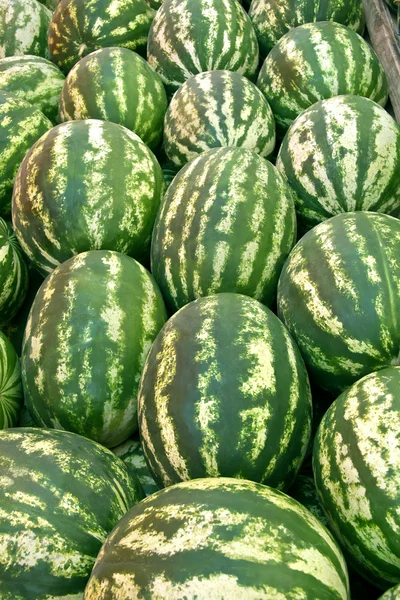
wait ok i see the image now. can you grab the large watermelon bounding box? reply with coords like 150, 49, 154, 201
12, 119, 164, 275
257, 21, 388, 136
276, 95, 400, 233
0, 0, 52, 59
59, 47, 167, 150
84, 478, 350, 599
0, 427, 144, 598
313, 366, 400, 589
277, 212, 400, 396
249, 0, 365, 59
0, 218, 28, 328
0, 331, 23, 429
151, 147, 296, 312
48, 0, 155, 73
138, 293, 312, 490
164, 70, 276, 167
21, 250, 167, 448
147, 0, 259, 96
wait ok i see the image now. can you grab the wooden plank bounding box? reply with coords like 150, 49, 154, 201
362, 0, 400, 123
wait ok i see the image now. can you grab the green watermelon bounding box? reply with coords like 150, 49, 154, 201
379, 584, 400, 599
59, 47, 167, 150
147, 0, 259, 96
22, 250, 167, 448
48, 0, 155, 73
12, 119, 164, 275
313, 366, 400, 588
151, 147, 296, 313
84, 477, 350, 599
164, 70, 276, 167
0, 219, 28, 328
257, 21, 388, 137
277, 212, 400, 396
276, 95, 400, 234
0, 331, 23, 428
0, 90, 51, 218
0, 0, 52, 59
0, 55, 65, 124
0, 427, 144, 598
138, 293, 312, 490
249, 0, 365, 59
112, 437, 159, 496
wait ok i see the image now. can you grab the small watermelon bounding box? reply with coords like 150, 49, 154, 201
0, 331, 23, 428
0, 218, 28, 328
0, 0, 52, 59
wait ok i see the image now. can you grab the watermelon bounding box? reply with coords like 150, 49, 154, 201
112, 437, 159, 496
0, 55, 65, 124
138, 293, 312, 490
0, 331, 23, 429
313, 366, 400, 588
257, 21, 388, 137
0, 0, 52, 59
147, 0, 259, 96
379, 585, 400, 599
0, 427, 144, 598
277, 212, 400, 396
84, 477, 350, 599
164, 70, 276, 167
22, 250, 167, 448
0, 90, 52, 218
249, 0, 365, 59
151, 147, 296, 313
48, 0, 155, 74
276, 95, 400, 234
0, 218, 28, 328
59, 47, 167, 150
12, 119, 164, 276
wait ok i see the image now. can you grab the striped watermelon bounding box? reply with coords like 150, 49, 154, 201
22, 250, 167, 448
249, 0, 365, 59
48, 0, 155, 74
147, 0, 259, 96
0, 219, 28, 328
59, 47, 167, 150
12, 119, 164, 275
0, 91, 51, 218
164, 70, 276, 167
0, 332, 23, 429
276, 95, 400, 234
84, 477, 350, 599
151, 147, 296, 313
0, 427, 144, 598
112, 437, 159, 496
0, 55, 65, 124
0, 0, 52, 59
138, 293, 312, 490
313, 366, 400, 588
257, 21, 388, 136
277, 212, 400, 396
379, 585, 400, 599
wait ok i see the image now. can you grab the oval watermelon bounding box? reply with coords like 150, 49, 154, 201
0, 0, 52, 59
0, 331, 23, 429
0, 218, 28, 328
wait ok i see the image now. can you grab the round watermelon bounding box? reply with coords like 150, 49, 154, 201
12, 119, 164, 275
277, 212, 400, 396
147, 0, 259, 96
164, 70, 276, 167
21, 250, 167, 448
257, 21, 388, 137
0, 0, 52, 59
59, 47, 167, 150
112, 437, 159, 496
276, 95, 400, 233
0, 331, 23, 429
84, 477, 350, 599
151, 147, 296, 312
0, 427, 144, 598
0, 218, 28, 328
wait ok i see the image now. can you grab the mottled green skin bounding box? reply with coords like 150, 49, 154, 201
138, 293, 312, 490
164, 70, 276, 167
0, 427, 144, 599
151, 147, 296, 312
249, 0, 365, 59
278, 212, 400, 395
0, 90, 51, 217
59, 47, 167, 150
84, 478, 350, 599
0, 55, 65, 124
314, 367, 400, 588
48, 0, 155, 73
0, 331, 23, 429
257, 22, 388, 137
0, 0, 52, 59
112, 437, 159, 496
0, 219, 28, 328
147, 0, 259, 96
379, 584, 400, 599
22, 250, 168, 448
276, 95, 400, 234
12, 119, 164, 275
